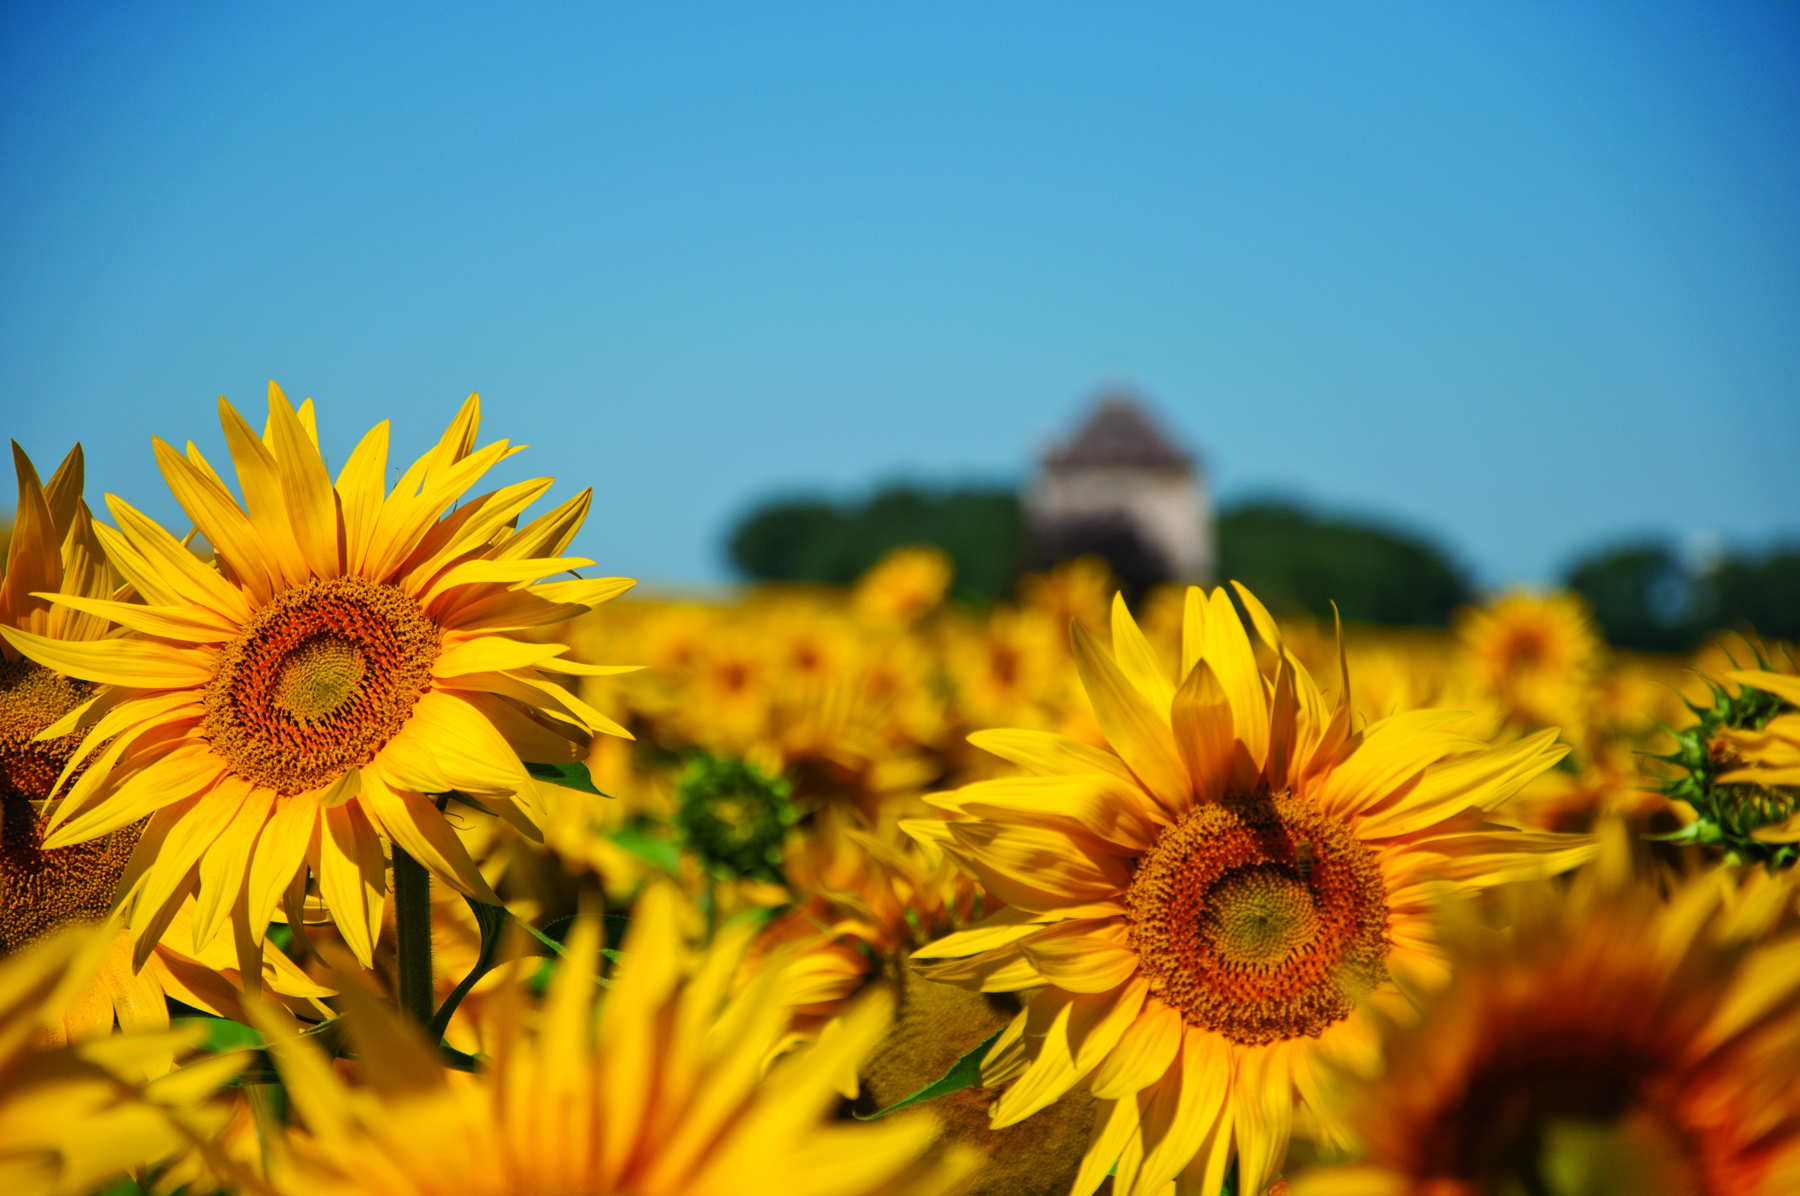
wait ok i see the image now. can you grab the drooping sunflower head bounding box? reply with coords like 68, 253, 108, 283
1656, 661, 1800, 870
1289, 834, 1800, 1196
2, 385, 637, 969
909, 582, 1592, 1196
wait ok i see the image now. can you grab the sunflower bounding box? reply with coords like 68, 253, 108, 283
905, 585, 1593, 1196
855, 545, 953, 627
1, 386, 635, 974
1458, 590, 1600, 730
0, 922, 247, 1196
250, 882, 970, 1196
1287, 830, 1800, 1196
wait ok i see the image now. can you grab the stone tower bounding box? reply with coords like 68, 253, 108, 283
1023, 391, 1213, 590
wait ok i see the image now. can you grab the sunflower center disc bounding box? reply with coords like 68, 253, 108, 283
0, 657, 142, 953
1202, 868, 1320, 965
273, 634, 369, 720
1125, 791, 1390, 1045
203, 577, 442, 795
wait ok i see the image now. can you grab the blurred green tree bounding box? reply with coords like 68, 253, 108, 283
1216, 501, 1470, 627
727, 484, 1024, 605
1563, 541, 1800, 650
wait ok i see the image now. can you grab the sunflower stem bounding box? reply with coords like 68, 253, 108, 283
392, 845, 435, 1029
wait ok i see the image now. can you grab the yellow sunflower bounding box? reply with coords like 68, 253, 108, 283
906, 585, 1593, 1196
1458, 589, 1600, 730
1, 386, 635, 974
250, 882, 970, 1196
1288, 830, 1800, 1196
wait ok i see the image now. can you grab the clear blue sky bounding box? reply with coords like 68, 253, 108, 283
3, 1, 1796, 588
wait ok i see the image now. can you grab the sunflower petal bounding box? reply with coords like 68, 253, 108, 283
966, 728, 1139, 784
1111, 592, 1176, 711
1171, 656, 1237, 809
0, 626, 213, 688
217, 396, 309, 588
267, 383, 341, 579
1071, 620, 1189, 815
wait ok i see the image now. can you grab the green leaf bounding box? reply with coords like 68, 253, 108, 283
174, 1016, 263, 1053
524, 760, 610, 797
854, 1029, 1001, 1120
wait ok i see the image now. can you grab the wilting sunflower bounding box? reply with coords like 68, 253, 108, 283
251, 882, 970, 1196
0, 922, 247, 1196
2, 386, 635, 972
906, 586, 1593, 1196
1288, 829, 1800, 1196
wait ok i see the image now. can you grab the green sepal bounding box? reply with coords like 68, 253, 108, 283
853, 1029, 1001, 1120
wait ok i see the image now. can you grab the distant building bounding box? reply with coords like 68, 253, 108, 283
1023, 392, 1213, 592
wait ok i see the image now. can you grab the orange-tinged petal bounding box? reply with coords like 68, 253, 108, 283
0, 441, 61, 631
107, 492, 253, 621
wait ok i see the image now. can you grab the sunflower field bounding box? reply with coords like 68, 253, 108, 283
2, 389, 1798, 1196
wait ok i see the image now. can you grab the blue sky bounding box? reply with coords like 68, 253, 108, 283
3, 1, 1796, 588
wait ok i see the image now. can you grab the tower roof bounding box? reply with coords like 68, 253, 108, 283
1044, 392, 1192, 472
